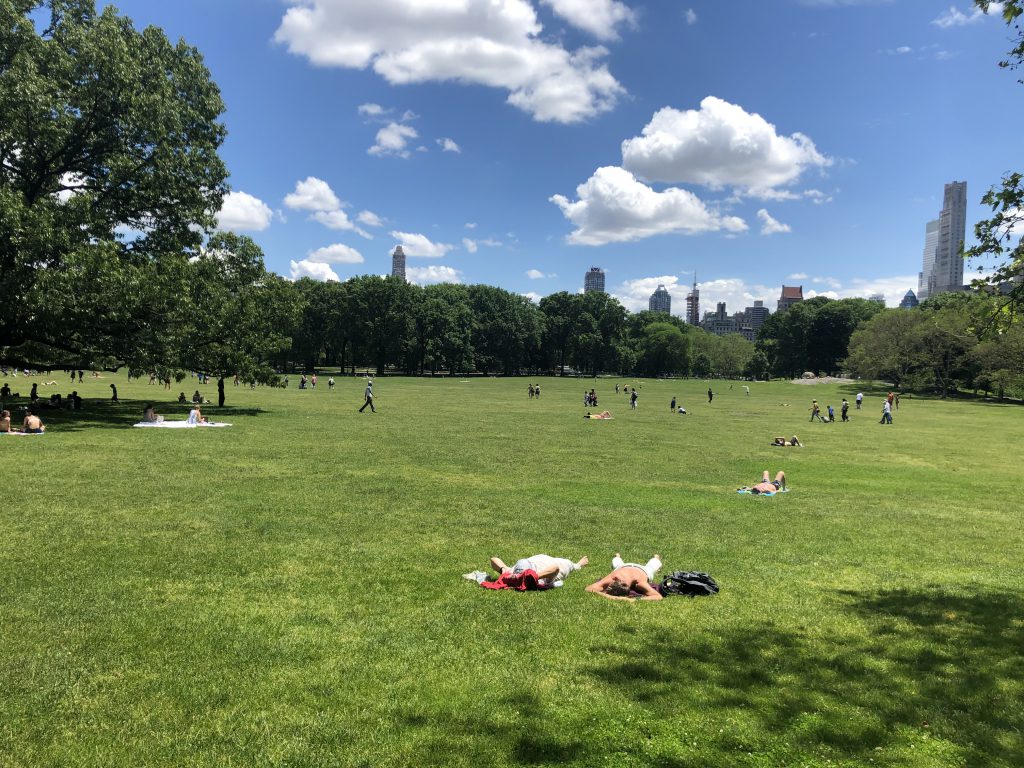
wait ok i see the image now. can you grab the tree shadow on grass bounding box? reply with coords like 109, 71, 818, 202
7, 400, 267, 433
584, 587, 1024, 766
394, 691, 592, 766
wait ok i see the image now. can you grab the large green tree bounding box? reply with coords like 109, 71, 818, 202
176, 233, 301, 406
967, 2, 1024, 308
0, 0, 228, 363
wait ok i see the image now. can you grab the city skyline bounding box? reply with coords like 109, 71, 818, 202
101, 1, 1023, 314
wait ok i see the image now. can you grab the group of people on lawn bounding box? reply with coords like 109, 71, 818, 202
480, 553, 666, 600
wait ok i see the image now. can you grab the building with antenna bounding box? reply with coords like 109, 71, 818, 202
685, 276, 700, 325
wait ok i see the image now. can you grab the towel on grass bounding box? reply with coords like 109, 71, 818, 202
736, 487, 790, 496
133, 421, 232, 429
2, 431, 44, 436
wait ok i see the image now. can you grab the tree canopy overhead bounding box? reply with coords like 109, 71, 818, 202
0, 0, 228, 361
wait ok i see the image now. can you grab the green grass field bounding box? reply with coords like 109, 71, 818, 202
1, 373, 1022, 767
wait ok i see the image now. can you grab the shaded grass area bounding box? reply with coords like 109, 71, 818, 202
1, 374, 1022, 766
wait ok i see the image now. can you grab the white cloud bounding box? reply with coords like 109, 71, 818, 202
812, 276, 842, 289
788, 272, 809, 280
621, 97, 832, 196
550, 166, 747, 246
463, 236, 502, 252
895, 45, 912, 54
290, 259, 340, 282
307, 243, 365, 264
390, 230, 455, 257
216, 191, 273, 232
540, 0, 636, 40
357, 210, 384, 227
406, 265, 463, 285
684, 9, 697, 25
358, 102, 386, 117
274, 0, 624, 124
810, 275, 920, 307
437, 137, 462, 153
522, 291, 543, 304
757, 209, 792, 235
284, 177, 341, 212
463, 237, 478, 253
369, 122, 418, 158
465, 222, 477, 229
932, 3, 1003, 28
527, 268, 558, 279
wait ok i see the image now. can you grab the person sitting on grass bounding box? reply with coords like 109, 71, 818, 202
0, 410, 12, 432
23, 408, 45, 433
485, 554, 589, 589
142, 404, 163, 423
187, 405, 207, 425
585, 554, 663, 601
739, 470, 786, 495
178, 392, 187, 404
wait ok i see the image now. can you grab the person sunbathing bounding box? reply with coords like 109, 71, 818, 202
187, 406, 207, 425
23, 409, 45, 433
584, 411, 613, 419
486, 554, 589, 589
771, 436, 801, 446
739, 470, 786, 494
0, 410, 12, 432
585, 554, 663, 601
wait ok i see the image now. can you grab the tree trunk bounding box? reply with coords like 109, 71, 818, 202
218, 376, 225, 407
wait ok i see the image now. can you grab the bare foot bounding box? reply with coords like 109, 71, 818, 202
577, 556, 589, 568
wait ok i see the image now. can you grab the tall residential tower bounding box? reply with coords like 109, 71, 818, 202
584, 266, 606, 293
649, 284, 671, 313
918, 181, 967, 300
685, 276, 700, 325
391, 245, 406, 280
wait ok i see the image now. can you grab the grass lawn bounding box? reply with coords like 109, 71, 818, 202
1, 373, 1022, 767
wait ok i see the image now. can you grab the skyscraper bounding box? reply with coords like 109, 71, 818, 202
899, 290, 919, 309
391, 245, 406, 280
649, 284, 671, 313
744, 300, 770, 332
918, 181, 967, 299
685, 276, 700, 325
584, 266, 605, 293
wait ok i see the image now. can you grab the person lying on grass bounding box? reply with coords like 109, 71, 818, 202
487, 554, 589, 589
739, 470, 786, 495
585, 554, 663, 601
584, 411, 613, 419
771, 436, 801, 447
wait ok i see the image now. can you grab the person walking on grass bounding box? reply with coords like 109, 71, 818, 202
880, 399, 892, 425
670, 396, 676, 412
856, 391, 863, 410
630, 389, 638, 410
707, 387, 714, 403
359, 379, 376, 413
841, 398, 850, 422
109, 384, 118, 403
810, 400, 823, 422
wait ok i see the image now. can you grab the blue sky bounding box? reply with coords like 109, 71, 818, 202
105, 0, 1023, 313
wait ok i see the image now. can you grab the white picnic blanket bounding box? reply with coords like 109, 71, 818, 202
132, 421, 232, 429
2, 431, 44, 436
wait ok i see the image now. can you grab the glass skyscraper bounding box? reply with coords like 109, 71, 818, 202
918, 181, 967, 299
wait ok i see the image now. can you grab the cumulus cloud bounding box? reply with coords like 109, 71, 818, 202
274, 0, 624, 123
437, 137, 462, 153
357, 210, 384, 227
290, 259, 341, 282
390, 230, 455, 257
757, 209, 792, 235
788, 272, 809, 280
932, 3, 1004, 28
216, 191, 273, 232
369, 122, 418, 158
550, 166, 747, 245
807, 275, 920, 307
525, 268, 556, 279
358, 102, 386, 117
307, 243, 364, 264
284, 176, 341, 212
684, 8, 697, 25
285, 177, 371, 237
540, 0, 636, 40
621, 97, 831, 196
406, 265, 463, 284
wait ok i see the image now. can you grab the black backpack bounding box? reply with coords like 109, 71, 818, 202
659, 571, 719, 597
